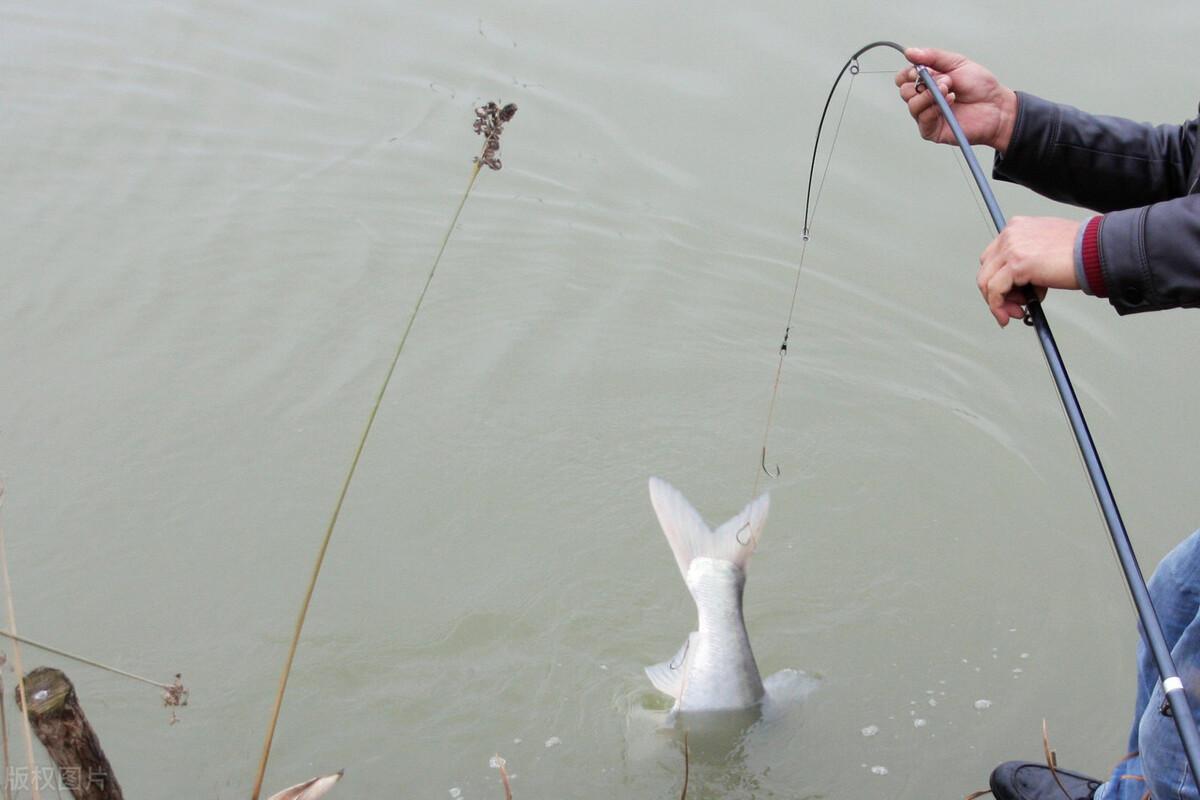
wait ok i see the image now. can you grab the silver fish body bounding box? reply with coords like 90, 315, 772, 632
676, 557, 763, 710
645, 478, 780, 716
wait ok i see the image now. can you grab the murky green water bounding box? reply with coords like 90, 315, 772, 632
3, 2, 1200, 797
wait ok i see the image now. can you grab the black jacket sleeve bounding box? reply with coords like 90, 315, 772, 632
1095, 196, 1200, 312
992, 92, 1200, 314
993, 92, 1198, 210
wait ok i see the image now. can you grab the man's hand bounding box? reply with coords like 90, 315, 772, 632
895, 47, 1019, 153
978, 216, 1082, 327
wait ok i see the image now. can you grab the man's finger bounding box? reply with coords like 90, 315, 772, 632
1002, 290, 1027, 321
987, 267, 1014, 303
906, 46, 969, 73
980, 232, 1002, 268
907, 88, 938, 118
978, 264, 996, 302
978, 254, 1001, 301
978, 235, 1006, 301
987, 266, 1016, 326
916, 105, 946, 137
911, 91, 946, 122
980, 227, 1009, 262
917, 75, 952, 96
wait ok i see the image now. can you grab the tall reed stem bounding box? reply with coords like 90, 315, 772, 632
250, 124, 501, 797
0, 488, 40, 800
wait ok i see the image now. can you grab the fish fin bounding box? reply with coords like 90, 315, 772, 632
649, 477, 769, 577
712, 491, 770, 569
761, 669, 821, 720
645, 633, 696, 699
267, 770, 344, 800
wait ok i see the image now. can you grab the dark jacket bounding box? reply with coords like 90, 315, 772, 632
992, 92, 1200, 314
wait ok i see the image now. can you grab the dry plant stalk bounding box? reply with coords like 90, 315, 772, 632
680, 732, 689, 800
249, 101, 518, 800
490, 754, 512, 800
1042, 719, 1070, 798
0, 485, 41, 800
0, 652, 9, 800
0, 629, 186, 724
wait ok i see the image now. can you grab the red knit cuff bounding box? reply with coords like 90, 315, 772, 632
1081, 215, 1107, 298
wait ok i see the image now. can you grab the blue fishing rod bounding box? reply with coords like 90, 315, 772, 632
810, 40, 1200, 784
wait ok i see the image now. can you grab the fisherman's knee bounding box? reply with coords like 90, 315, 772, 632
1139, 687, 1199, 800
1151, 530, 1200, 596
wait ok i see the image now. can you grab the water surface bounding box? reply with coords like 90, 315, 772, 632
3, 2, 1200, 797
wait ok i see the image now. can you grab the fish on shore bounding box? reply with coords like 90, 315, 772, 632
644, 477, 811, 720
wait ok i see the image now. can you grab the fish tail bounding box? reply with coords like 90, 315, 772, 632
647, 477, 769, 579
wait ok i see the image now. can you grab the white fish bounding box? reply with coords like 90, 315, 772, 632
645, 477, 805, 717
266, 771, 343, 800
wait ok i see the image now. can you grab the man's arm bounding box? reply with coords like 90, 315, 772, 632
897, 47, 1200, 321
995, 93, 1199, 212
1085, 195, 1200, 313
977, 202, 1200, 323
989, 97, 1200, 315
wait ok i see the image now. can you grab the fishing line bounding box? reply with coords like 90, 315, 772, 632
940, 190, 1121, 632
952, 149, 1000, 239
752, 41, 903, 498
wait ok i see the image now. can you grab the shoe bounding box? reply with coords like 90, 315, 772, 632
989, 761, 1101, 799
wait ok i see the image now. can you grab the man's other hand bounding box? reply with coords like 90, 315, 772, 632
978, 216, 1083, 327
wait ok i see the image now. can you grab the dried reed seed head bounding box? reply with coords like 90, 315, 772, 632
472, 100, 518, 171
162, 673, 189, 708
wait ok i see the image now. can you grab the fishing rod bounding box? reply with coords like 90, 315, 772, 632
805, 40, 1200, 784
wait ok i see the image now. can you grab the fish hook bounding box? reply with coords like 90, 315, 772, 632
761, 447, 780, 479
